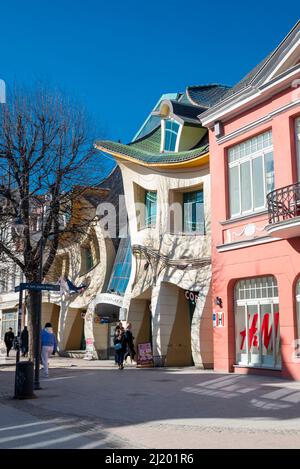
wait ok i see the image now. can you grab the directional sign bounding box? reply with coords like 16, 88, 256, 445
15, 283, 60, 292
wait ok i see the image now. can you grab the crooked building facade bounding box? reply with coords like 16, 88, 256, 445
96, 85, 228, 367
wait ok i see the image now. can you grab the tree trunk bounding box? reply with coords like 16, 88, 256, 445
28, 290, 42, 365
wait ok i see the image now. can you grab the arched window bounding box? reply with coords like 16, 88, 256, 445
235, 276, 281, 369
164, 120, 180, 152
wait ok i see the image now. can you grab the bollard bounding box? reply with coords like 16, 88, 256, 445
14, 361, 35, 399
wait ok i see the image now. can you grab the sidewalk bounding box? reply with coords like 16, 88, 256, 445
1, 357, 300, 448
0, 350, 17, 367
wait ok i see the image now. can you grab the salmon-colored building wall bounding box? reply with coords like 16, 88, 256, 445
210, 84, 300, 380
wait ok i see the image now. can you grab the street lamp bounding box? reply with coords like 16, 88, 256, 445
12, 216, 25, 237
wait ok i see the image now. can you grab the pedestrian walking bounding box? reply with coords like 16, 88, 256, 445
113, 324, 121, 365
41, 322, 57, 377
20, 326, 29, 357
114, 328, 126, 370
4, 327, 14, 357
124, 322, 136, 363
113, 321, 124, 364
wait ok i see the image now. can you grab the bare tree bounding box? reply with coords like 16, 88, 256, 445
0, 83, 105, 359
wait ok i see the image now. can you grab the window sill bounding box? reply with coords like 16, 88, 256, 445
233, 364, 282, 371
220, 209, 268, 226
163, 232, 206, 236
138, 225, 156, 232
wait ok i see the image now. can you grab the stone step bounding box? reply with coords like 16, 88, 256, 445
59, 350, 86, 359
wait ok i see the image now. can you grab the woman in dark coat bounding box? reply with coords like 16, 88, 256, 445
114, 328, 127, 370
124, 322, 136, 363
20, 326, 29, 357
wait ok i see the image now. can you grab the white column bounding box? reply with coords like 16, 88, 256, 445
191, 285, 213, 368
151, 282, 179, 366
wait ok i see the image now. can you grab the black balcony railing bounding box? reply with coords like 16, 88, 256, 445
267, 182, 300, 224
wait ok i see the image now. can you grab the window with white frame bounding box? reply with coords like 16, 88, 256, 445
235, 276, 281, 369
163, 119, 180, 152
296, 117, 300, 182
228, 130, 274, 218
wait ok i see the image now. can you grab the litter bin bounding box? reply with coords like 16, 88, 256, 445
14, 361, 35, 399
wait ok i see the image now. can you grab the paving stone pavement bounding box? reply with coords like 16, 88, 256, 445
1, 357, 300, 448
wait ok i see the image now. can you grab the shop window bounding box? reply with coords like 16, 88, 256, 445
235, 276, 281, 369
228, 130, 274, 218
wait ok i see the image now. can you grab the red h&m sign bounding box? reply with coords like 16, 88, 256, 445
240, 312, 279, 351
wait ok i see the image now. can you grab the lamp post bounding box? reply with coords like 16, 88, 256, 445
33, 201, 44, 390
12, 201, 45, 391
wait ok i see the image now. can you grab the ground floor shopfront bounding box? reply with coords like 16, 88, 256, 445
124, 274, 213, 369
212, 238, 300, 380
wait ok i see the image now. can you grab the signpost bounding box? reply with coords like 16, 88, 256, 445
14, 282, 61, 396
15, 283, 60, 293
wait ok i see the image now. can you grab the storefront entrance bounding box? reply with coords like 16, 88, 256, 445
235, 276, 281, 369
165, 286, 193, 367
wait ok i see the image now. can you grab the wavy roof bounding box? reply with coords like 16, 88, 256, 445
96, 126, 209, 168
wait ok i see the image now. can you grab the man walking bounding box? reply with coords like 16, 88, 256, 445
4, 327, 14, 357
41, 322, 57, 377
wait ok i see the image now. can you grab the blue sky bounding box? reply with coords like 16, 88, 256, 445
1, 1, 299, 147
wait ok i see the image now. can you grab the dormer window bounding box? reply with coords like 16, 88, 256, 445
164, 119, 180, 152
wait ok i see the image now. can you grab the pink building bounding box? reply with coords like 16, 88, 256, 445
200, 21, 300, 379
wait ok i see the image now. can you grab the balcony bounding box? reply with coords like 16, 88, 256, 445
266, 182, 300, 239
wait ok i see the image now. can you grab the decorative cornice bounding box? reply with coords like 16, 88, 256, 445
132, 244, 211, 268
216, 235, 281, 252
216, 98, 300, 145
220, 210, 268, 226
